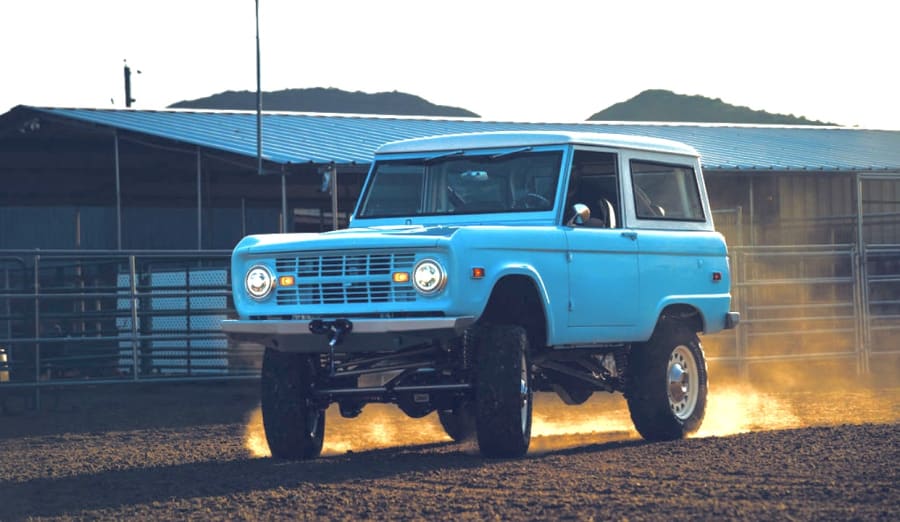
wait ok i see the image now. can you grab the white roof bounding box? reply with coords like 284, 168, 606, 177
376, 130, 700, 157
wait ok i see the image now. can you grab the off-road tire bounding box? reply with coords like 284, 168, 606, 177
626, 325, 707, 441
474, 324, 533, 458
260, 347, 325, 459
438, 403, 476, 442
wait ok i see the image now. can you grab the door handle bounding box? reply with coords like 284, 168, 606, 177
621, 231, 638, 241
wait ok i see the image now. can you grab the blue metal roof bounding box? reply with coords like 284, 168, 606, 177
25, 106, 900, 172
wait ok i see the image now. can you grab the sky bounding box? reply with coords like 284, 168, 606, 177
1, 0, 897, 129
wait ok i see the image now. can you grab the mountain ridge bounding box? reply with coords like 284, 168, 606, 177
588, 89, 836, 125
169, 87, 837, 126
169, 87, 479, 117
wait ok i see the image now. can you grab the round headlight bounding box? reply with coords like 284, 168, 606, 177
412, 259, 447, 295
245, 265, 274, 300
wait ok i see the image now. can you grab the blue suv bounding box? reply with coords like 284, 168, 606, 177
223, 131, 739, 459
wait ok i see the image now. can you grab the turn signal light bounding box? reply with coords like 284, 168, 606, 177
393, 272, 410, 283
471, 267, 485, 279
278, 275, 295, 287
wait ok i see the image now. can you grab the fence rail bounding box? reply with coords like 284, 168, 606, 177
2, 245, 899, 404
0, 250, 261, 408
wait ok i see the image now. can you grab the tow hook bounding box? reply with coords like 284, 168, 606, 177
310, 319, 353, 376
309, 319, 353, 347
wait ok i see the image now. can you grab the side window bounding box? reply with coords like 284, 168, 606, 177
631, 160, 705, 221
565, 150, 620, 228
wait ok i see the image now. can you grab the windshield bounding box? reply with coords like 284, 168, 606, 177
357, 150, 563, 218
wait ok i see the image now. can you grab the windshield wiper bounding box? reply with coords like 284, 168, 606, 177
489, 146, 533, 160
423, 150, 464, 164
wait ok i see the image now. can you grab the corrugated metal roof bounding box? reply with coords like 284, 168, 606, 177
25, 106, 900, 172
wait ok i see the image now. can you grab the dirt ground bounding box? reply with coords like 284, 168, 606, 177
1, 380, 898, 521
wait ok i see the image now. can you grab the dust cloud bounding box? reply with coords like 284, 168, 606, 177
245, 380, 900, 458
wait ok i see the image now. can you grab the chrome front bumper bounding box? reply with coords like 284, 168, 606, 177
221, 316, 476, 353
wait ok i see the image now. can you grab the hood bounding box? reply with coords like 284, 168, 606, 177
235, 225, 460, 255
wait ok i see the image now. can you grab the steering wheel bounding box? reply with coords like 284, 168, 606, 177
518, 192, 552, 209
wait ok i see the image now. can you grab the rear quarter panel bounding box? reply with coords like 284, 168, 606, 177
635, 230, 733, 337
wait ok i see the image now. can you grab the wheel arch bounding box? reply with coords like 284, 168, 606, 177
479, 270, 551, 349
652, 303, 705, 337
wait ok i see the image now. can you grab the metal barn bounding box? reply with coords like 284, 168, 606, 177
1, 106, 898, 398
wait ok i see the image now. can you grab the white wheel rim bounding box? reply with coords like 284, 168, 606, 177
667, 345, 699, 421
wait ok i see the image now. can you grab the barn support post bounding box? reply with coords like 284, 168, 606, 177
748, 176, 756, 246
196, 148, 203, 250
241, 197, 247, 237
114, 131, 122, 250
281, 171, 288, 233
331, 165, 339, 231
854, 173, 870, 374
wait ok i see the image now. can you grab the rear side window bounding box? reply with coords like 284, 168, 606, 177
631, 160, 705, 221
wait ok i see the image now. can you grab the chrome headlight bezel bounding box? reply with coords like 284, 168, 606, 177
245, 264, 275, 300
412, 258, 447, 295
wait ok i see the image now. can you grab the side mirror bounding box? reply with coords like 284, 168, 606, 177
566, 203, 590, 226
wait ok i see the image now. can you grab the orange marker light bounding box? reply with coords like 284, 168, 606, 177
471, 267, 485, 279
393, 272, 410, 283
279, 275, 295, 287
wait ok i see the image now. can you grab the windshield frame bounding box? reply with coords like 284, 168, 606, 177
351, 145, 568, 225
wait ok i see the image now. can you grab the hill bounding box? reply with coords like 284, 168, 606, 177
588, 89, 836, 125
169, 87, 479, 117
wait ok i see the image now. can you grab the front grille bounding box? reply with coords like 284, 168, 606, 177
274, 252, 417, 305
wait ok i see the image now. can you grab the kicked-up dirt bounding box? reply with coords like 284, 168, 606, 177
1, 381, 898, 521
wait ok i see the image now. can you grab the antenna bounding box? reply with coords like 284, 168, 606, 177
123, 60, 141, 107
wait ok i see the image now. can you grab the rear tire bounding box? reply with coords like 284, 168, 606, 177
474, 324, 532, 458
626, 325, 707, 441
261, 347, 325, 459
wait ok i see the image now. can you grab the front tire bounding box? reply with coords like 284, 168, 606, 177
260, 347, 325, 459
438, 403, 476, 442
474, 324, 533, 458
626, 325, 707, 441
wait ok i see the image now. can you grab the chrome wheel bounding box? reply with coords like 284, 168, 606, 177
667, 344, 699, 420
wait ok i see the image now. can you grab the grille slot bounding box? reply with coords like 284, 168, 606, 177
274, 252, 417, 305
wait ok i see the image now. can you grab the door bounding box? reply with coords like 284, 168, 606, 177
565, 227, 640, 331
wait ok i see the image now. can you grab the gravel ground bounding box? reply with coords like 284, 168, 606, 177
1, 382, 898, 521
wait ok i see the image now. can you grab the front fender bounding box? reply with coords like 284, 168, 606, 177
479, 264, 557, 342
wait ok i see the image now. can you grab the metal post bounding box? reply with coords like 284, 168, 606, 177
748, 176, 756, 246
851, 245, 863, 375
129, 255, 139, 380
281, 172, 288, 233
33, 255, 41, 409
197, 148, 203, 250
255, 0, 263, 176
854, 173, 870, 374
241, 197, 247, 237
331, 165, 339, 231
737, 249, 749, 380
186, 264, 192, 376
114, 131, 122, 250
75, 208, 81, 249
